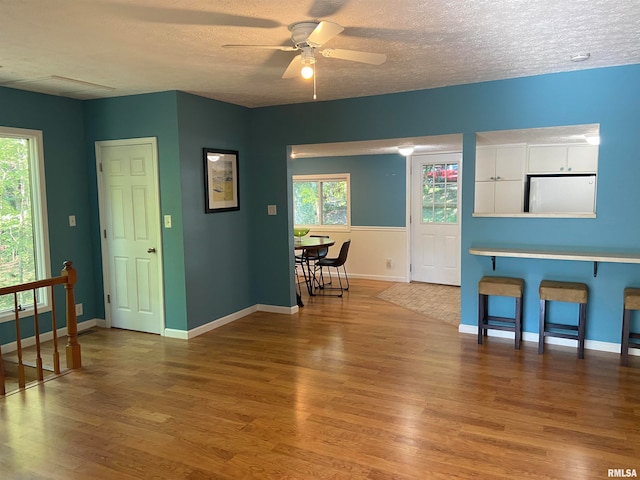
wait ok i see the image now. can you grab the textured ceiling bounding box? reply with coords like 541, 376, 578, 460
1, 0, 639, 108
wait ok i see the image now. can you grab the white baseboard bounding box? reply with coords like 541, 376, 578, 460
458, 324, 638, 356
164, 303, 299, 340
349, 273, 408, 282
257, 304, 299, 315
1, 319, 98, 353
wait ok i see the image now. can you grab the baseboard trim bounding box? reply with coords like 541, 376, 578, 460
348, 273, 407, 282
257, 304, 299, 315
1, 319, 98, 353
458, 324, 638, 356
164, 303, 298, 340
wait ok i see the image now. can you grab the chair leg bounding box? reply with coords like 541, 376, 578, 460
538, 299, 546, 354
515, 296, 522, 350
341, 265, 349, 290
577, 302, 586, 359
317, 267, 345, 297
478, 293, 486, 345
621, 308, 630, 366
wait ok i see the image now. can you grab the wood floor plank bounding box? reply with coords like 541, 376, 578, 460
1, 279, 639, 479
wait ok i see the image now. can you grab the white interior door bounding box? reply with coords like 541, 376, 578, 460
96, 138, 164, 334
411, 153, 461, 285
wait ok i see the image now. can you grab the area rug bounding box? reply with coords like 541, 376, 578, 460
377, 282, 460, 326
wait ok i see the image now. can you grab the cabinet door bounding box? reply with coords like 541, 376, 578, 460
495, 146, 525, 180
567, 145, 598, 173
475, 147, 496, 181
474, 181, 495, 213
528, 146, 568, 173
494, 181, 524, 213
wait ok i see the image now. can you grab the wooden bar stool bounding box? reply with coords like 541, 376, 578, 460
538, 280, 588, 359
621, 287, 640, 366
478, 276, 524, 349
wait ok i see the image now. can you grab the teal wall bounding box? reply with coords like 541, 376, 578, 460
175, 92, 253, 329
290, 154, 406, 227
3, 63, 640, 345
83, 92, 188, 330
0, 87, 97, 342
250, 64, 640, 343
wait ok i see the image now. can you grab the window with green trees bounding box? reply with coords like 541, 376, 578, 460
0, 127, 51, 316
293, 174, 350, 227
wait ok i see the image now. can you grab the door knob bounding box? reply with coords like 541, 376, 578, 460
147, 248, 156, 253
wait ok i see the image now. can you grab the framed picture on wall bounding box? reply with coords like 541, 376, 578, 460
203, 148, 240, 213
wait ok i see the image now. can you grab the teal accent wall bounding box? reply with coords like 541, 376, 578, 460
250, 65, 640, 344
175, 92, 253, 329
0, 87, 97, 342
83, 92, 188, 330
83, 91, 253, 331
290, 154, 406, 227
3, 63, 640, 345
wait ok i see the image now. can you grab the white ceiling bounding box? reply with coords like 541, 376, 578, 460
1, 0, 639, 108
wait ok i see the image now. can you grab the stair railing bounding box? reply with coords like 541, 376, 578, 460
0, 261, 80, 395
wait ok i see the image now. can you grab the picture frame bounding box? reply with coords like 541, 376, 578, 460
203, 148, 240, 213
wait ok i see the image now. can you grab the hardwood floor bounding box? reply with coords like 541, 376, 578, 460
1, 279, 639, 479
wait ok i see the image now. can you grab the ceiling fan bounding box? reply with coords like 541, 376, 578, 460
223, 21, 387, 80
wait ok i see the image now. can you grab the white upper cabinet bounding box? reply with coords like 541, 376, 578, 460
567, 145, 599, 172
476, 145, 526, 181
528, 144, 598, 174
474, 145, 526, 214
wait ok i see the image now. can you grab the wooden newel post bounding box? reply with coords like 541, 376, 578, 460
62, 261, 81, 369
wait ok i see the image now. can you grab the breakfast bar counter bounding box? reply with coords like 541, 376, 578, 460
469, 246, 640, 276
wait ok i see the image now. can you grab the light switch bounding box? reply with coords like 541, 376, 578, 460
69, 215, 76, 227
267, 205, 277, 216
164, 215, 172, 228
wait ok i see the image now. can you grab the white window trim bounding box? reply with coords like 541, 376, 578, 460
0, 127, 52, 322
292, 173, 351, 230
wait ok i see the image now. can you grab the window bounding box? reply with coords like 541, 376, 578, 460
293, 174, 350, 228
0, 127, 51, 320
421, 162, 458, 223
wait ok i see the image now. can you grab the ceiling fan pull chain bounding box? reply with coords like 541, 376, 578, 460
313, 63, 317, 100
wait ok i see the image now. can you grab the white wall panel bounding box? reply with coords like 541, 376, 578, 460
308, 227, 408, 282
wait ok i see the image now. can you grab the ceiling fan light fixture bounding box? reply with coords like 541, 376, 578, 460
398, 146, 415, 156
301, 65, 314, 79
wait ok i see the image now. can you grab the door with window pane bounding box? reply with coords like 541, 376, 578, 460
411, 153, 461, 285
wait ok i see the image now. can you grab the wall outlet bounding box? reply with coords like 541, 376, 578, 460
267, 204, 277, 215
75, 303, 83, 316
68, 215, 76, 227
386, 258, 393, 269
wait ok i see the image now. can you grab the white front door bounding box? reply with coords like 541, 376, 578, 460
410, 153, 461, 286
96, 138, 164, 334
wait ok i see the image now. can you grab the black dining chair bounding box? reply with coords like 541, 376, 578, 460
316, 239, 351, 297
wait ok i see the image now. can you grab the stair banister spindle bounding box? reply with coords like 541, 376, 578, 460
13, 293, 26, 388
50, 285, 60, 374
0, 343, 5, 395
32, 289, 44, 381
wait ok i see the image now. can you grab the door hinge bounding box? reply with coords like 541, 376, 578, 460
103, 229, 107, 239
99, 162, 103, 172
107, 294, 111, 304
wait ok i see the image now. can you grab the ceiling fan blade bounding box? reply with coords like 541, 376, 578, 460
321, 49, 386, 65
307, 21, 344, 47
282, 55, 303, 79
307, 0, 350, 18
105, 5, 282, 28
223, 45, 298, 52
